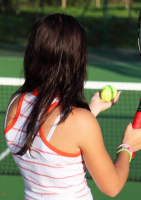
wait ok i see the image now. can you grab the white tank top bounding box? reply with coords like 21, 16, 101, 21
4, 91, 93, 200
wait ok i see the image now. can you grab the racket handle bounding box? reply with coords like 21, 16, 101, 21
132, 98, 141, 158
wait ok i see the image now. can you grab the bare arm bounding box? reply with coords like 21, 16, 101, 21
89, 91, 121, 117
75, 109, 141, 197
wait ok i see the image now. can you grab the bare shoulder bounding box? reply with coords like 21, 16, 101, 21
67, 107, 104, 152
71, 107, 96, 122
67, 108, 102, 144
8, 94, 23, 111
5, 94, 23, 128
70, 107, 100, 131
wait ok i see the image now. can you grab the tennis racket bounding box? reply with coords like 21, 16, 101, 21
132, 9, 141, 158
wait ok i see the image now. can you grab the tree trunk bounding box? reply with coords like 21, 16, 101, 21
123, 0, 132, 10
16, 0, 20, 15
62, 0, 66, 8
35, 0, 40, 22
1, 0, 12, 12
96, 0, 100, 8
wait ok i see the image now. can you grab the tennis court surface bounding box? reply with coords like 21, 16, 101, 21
1, 46, 141, 199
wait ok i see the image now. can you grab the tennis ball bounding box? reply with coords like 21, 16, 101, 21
101, 85, 117, 102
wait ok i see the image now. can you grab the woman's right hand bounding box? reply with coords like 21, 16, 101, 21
121, 123, 141, 152
89, 91, 121, 117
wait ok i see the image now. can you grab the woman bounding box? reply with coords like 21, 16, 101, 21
4, 13, 141, 200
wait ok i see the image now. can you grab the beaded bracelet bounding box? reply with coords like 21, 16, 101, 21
116, 144, 134, 162
117, 144, 133, 157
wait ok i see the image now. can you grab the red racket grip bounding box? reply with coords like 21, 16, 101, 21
132, 109, 141, 158
132, 111, 141, 129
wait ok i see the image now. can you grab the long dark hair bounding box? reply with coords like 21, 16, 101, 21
16, 13, 90, 155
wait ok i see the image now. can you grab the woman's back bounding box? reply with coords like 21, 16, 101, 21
4, 92, 93, 200
4, 12, 141, 200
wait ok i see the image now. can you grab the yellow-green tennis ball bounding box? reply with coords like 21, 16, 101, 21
101, 85, 117, 102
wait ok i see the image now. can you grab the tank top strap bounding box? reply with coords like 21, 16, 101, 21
46, 114, 62, 142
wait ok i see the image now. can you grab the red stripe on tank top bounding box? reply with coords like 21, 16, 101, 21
25, 186, 59, 195
23, 98, 35, 105
76, 192, 90, 198
16, 162, 86, 179
13, 154, 65, 168
23, 175, 85, 189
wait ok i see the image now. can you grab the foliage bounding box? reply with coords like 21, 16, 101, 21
0, 2, 141, 47
1, 0, 141, 11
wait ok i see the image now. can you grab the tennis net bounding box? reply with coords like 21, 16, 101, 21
0, 77, 141, 181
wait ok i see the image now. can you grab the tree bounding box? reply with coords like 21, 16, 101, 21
35, 0, 40, 21
96, 0, 100, 8
62, 0, 66, 8
0, 0, 12, 12
123, 0, 133, 10
15, 0, 20, 15
123, 0, 133, 21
